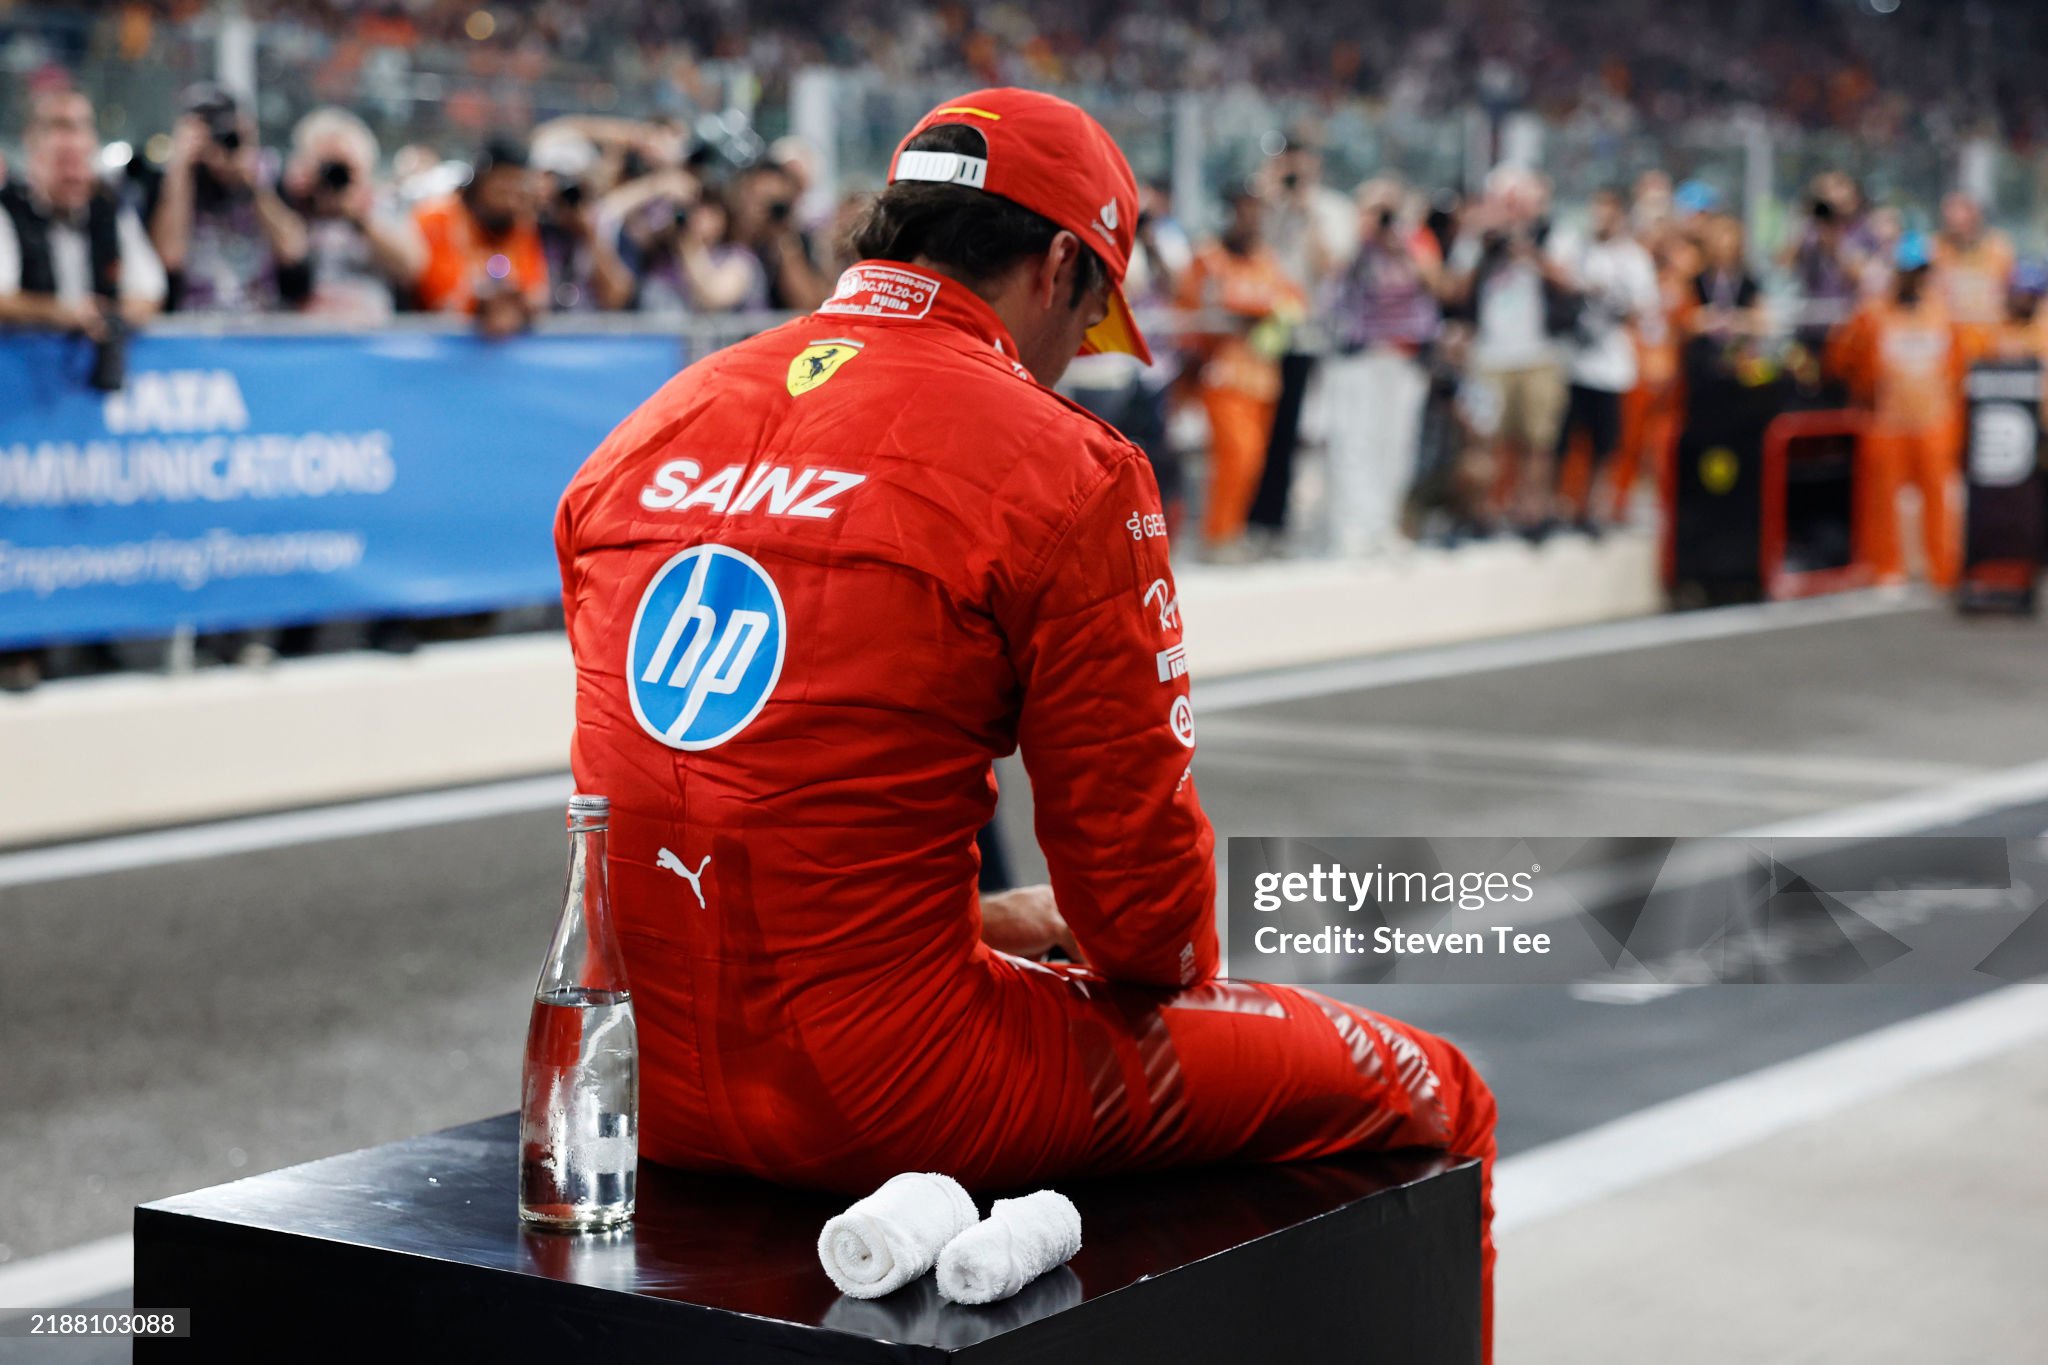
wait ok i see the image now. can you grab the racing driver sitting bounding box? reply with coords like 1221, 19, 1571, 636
555, 88, 1498, 1356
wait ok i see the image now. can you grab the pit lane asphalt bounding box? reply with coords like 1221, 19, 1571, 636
2, 597, 2043, 1357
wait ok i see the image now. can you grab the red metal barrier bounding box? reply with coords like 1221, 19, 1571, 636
1759, 408, 1871, 600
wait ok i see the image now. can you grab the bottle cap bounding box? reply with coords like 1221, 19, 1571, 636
568, 793, 610, 819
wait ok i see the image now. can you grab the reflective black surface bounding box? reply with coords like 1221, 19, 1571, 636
137, 1113, 1479, 1361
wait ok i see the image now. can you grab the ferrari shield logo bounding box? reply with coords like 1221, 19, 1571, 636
787, 339, 862, 396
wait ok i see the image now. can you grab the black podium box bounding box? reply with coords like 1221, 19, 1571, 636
134, 1113, 1481, 1363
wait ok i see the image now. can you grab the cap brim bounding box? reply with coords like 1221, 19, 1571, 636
1081, 283, 1153, 366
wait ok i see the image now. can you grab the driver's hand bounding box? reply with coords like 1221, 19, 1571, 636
977, 884, 1081, 962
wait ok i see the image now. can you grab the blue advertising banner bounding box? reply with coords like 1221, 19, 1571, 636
0, 330, 682, 648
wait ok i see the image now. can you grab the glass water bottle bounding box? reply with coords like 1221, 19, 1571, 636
518, 793, 638, 1230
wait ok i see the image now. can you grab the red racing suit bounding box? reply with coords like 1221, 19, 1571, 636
556, 261, 1496, 1350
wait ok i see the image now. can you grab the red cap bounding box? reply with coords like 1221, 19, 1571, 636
889, 87, 1152, 365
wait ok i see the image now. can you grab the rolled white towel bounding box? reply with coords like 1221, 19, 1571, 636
935, 1189, 1082, 1305
819, 1172, 979, 1300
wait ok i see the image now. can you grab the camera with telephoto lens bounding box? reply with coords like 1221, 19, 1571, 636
666, 199, 717, 246
90, 305, 128, 393
318, 160, 353, 192
183, 84, 242, 151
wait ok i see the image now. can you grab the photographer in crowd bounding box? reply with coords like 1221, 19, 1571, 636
0, 88, 164, 336
726, 160, 831, 312
277, 107, 425, 323
1448, 167, 1575, 539
606, 170, 763, 316
1550, 186, 1658, 533
531, 132, 634, 314
1780, 173, 1871, 353
0, 86, 165, 694
149, 84, 307, 315
1250, 134, 1358, 549
411, 138, 549, 337
1320, 177, 1443, 556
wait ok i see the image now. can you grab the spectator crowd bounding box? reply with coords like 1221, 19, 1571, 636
1065, 136, 2035, 588
0, 78, 854, 689
81, 0, 2048, 151
4, 37, 2043, 685
0, 78, 840, 338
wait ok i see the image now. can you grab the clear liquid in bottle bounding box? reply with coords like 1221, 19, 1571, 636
519, 794, 638, 1230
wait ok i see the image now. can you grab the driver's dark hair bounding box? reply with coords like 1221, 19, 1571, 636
850, 124, 1107, 306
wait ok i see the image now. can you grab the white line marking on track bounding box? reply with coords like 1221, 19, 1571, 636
0, 1233, 132, 1315
1491, 984, 2048, 1234
0, 590, 2014, 1307
0, 593, 1923, 892
0, 775, 570, 890
1195, 588, 1918, 714
1426, 753, 2048, 934
1199, 715, 1980, 790
1199, 746, 1824, 811
1747, 756, 2048, 837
